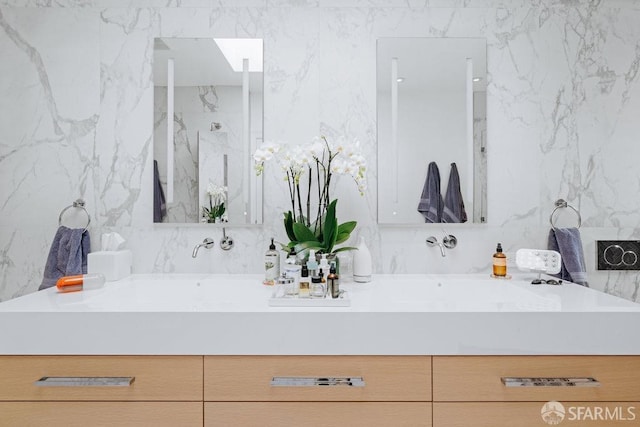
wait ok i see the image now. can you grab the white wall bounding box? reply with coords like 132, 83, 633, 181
1, 2, 640, 304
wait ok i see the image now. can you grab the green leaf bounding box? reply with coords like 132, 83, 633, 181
332, 246, 357, 253
335, 221, 357, 244
337, 221, 357, 235
283, 211, 297, 242
335, 233, 350, 245
322, 200, 338, 253
294, 241, 324, 254
276, 241, 293, 252
292, 223, 318, 243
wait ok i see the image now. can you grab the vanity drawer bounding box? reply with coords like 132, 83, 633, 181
0, 356, 203, 401
204, 356, 431, 401
433, 402, 640, 427
205, 402, 432, 426
0, 402, 203, 426
433, 356, 640, 402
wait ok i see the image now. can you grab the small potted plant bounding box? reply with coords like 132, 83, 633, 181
202, 182, 227, 223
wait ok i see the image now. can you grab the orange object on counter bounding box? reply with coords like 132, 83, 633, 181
56, 274, 105, 293
56, 275, 84, 292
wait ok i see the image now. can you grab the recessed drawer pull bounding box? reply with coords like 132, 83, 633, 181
270, 376, 365, 387
501, 377, 600, 387
34, 376, 135, 387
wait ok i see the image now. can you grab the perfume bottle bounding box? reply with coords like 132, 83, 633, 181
299, 265, 310, 298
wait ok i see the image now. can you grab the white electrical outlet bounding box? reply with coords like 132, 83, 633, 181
515, 249, 562, 275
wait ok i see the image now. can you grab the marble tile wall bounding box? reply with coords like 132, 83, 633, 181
1, 1, 639, 303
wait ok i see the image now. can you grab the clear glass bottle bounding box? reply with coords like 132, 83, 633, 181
284, 249, 301, 295
310, 275, 325, 298
263, 238, 280, 286
299, 265, 310, 298
273, 274, 293, 298
493, 243, 507, 277
307, 250, 318, 278
318, 255, 330, 283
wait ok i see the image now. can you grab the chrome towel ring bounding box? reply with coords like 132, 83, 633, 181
549, 199, 581, 230
58, 198, 91, 232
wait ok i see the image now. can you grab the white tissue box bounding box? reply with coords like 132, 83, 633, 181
88, 250, 132, 281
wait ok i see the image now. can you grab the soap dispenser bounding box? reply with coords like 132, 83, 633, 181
353, 236, 372, 283
492, 243, 507, 277
263, 238, 280, 286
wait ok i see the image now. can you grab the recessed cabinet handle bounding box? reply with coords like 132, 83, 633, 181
270, 376, 365, 387
34, 376, 135, 387
501, 377, 600, 387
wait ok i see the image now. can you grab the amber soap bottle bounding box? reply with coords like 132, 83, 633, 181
492, 243, 507, 277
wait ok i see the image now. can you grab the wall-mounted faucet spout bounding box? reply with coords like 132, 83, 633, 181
192, 237, 214, 258
426, 236, 446, 257
426, 235, 457, 257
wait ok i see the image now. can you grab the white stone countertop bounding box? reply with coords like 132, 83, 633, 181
0, 274, 638, 355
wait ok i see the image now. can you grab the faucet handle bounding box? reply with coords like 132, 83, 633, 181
443, 234, 457, 249
220, 228, 234, 251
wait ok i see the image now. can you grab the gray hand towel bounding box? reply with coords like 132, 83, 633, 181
153, 160, 166, 223
548, 227, 588, 287
39, 226, 91, 290
442, 162, 468, 223
417, 162, 443, 223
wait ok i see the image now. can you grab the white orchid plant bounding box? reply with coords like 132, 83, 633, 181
253, 136, 367, 255
202, 182, 227, 223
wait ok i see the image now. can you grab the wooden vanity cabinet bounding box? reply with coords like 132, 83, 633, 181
432, 356, 640, 426
0, 402, 203, 426
0, 355, 431, 426
2, 355, 639, 426
0, 356, 203, 427
203, 356, 432, 427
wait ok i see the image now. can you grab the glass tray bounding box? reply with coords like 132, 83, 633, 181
268, 295, 350, 307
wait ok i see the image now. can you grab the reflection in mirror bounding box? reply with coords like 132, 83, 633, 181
153, 38, 263, 224
377, 38, 487, 224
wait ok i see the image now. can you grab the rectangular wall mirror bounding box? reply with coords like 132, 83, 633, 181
153, 38, 263, 225
377, 38, 487, 224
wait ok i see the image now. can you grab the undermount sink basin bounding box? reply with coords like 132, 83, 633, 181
384, 277, 561, 311
60, 275, 270, 312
